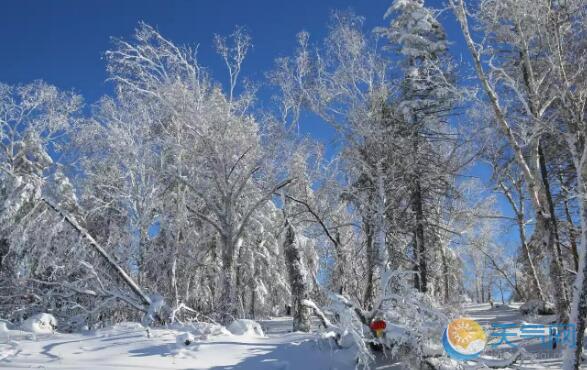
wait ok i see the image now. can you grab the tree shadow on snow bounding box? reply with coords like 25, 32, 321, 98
470, 305, 525, 326
128, 343, 176, 358
206, 339, 350, 370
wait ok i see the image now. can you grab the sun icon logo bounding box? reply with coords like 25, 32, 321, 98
442, 318, 486, 361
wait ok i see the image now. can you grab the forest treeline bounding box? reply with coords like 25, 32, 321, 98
0, 0, 585, 368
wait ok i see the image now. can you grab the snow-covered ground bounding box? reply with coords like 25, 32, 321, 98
0, 304, 585, 369
463, 303, 586, 369
0, 318, 355, 370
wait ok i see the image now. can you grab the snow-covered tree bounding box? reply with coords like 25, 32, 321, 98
0, 81, 82, 322
450, 0, 586, 366
270, 8, 473, 367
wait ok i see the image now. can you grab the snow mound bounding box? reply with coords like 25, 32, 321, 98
0, 321, 10, 335
519, 299, 555, 315
144, 294, 166, 325
192, 322, 232, 337
21, 313, 57, 334
176, 332, 196, 347
95, 321, 145, 336
227, 319, 264, 337
425, 356, 462, 370
167, 321, 231, 340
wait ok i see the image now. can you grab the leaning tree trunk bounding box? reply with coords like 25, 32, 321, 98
283, 220, 311, 332
43, 198, 152, 309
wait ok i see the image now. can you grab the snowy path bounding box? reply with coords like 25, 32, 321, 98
465, 303, 586, 369
0, 304, 584, 369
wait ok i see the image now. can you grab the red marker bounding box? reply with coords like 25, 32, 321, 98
370, 320, 386, 337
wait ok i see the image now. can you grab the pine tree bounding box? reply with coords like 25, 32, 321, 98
381, 0, 460, 294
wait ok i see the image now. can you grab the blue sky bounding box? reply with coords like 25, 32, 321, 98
1, 0, 385, 101
0, 0, 472, 104
0, 0, 473, 143
1, 0, 517, 298
0, 0, 389, 151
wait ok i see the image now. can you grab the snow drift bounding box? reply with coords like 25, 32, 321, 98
519, 299, 556, 315
227, 319, 265, 337
21, 313, 57, 334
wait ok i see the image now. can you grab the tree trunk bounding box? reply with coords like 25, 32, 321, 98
250, 262, 259, 319
500, 179, 546, 302
538, 144, 570, 311
532, 213, 570, 322
250, 286, 256, 319
333, 231, 347, 295
562, 170, 587, 370
236, 245, 246, 319
413, 178, 427, 293
218, 234, 238, 325
480, 269, 486, 303
208, 239, 218, 313
0, 238, 9, 268
440, 245, 450, 304
363, 220, 375, 309
374, 162, 388, 299
42, 198, 153, 311
518, 217, 546, 302
564, 230, 587, 370
560, 168, 580, 272
283, 220, 311, 332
